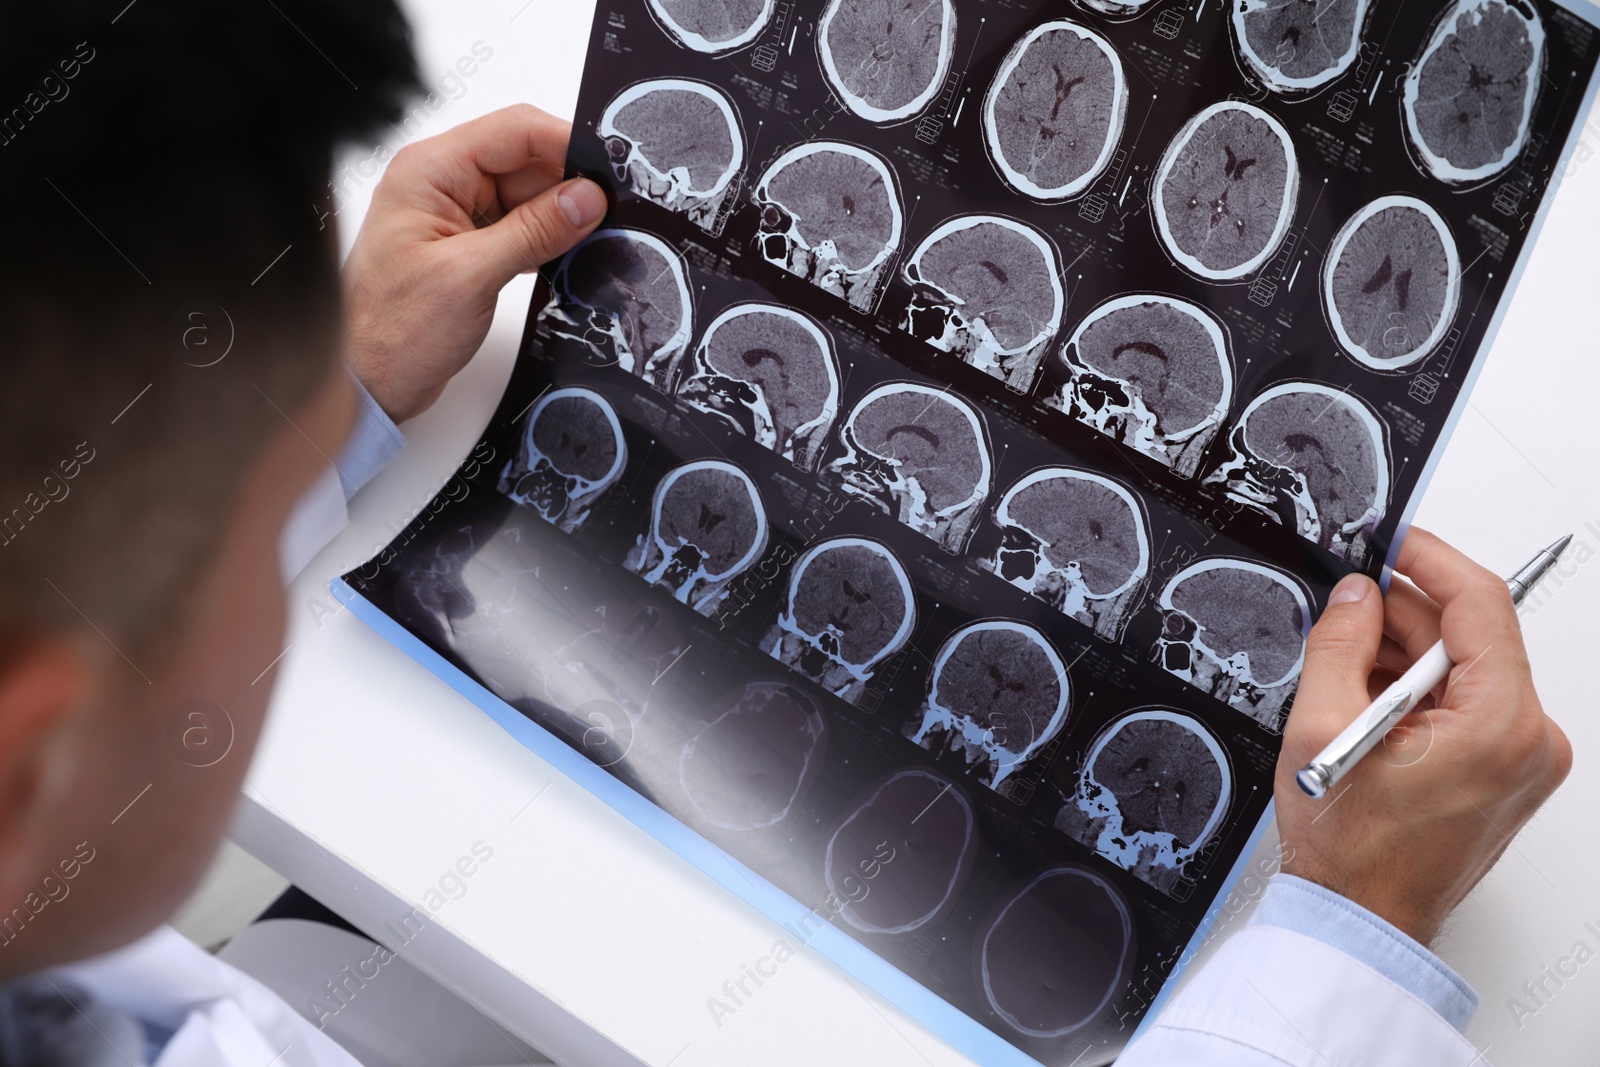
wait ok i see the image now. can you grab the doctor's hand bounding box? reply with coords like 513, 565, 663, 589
342, 104, 607, 423
1274, 527, 1571, 946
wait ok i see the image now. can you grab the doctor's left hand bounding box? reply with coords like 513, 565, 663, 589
341, 103, 608, 423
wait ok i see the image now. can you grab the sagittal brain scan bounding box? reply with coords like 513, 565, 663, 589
763, 537, 915, 704
1154, 102, 1299, 280
900, 215, 1064, 392
905, 621, 1070, 791
497, 387, 626, 533
753, 141, 903, 314
1156, 559, 1310, 728
1204, 382, 1390, 565
1054, 710, 1232, 895
1051, 294, 1233, 478
598, 79, 744, 235
676, 303, 840, 471
546, 229, 693, 391
1232, 0, 1373, 93
976, 865, 1135, 1039
982, 20, 1127, 202
624, 460, 768, 615
646, 0, 776, 54
1324, 195, 1461, 370
983, 468, 1149, 641
1405, 0, 1545, 184
824, 768, 976, 935
679, 680, 828, 831
825, 383, 992, 553
817, 0, 957, 124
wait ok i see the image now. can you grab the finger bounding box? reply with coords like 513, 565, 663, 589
1295, 572, 1385, 723
1396, 526, 1525, 668
1382, 575, 1442, 661
1375, 636, 1412, 675
461, 177, 607, 290
417, 103, 572, 181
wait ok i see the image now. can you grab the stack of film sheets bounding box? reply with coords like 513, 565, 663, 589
338, 0, 1600, 1061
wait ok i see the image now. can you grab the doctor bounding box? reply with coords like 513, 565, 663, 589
0, 4, 1570, 1066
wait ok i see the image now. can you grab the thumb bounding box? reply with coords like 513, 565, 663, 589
465, 177, 607, 290
1298, 572, 1384, 713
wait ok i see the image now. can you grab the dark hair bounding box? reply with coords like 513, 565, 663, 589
0, 2, 420, 664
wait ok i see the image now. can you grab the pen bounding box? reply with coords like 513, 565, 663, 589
1295, 534, 1573, 800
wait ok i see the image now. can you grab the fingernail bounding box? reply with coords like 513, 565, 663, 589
558, 179, 606, 228
1328, 573, 1370, 606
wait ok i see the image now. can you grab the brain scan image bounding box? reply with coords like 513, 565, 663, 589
646, 0, 775, 54
900, 214, 1064, 392
824, 383, 992, 553
817, 0, 957, 125
678, 680, 828, 831
1405, 0, 1545, 184
763, 537, 915, 704
1232, 0, 1373, 94
675, 303, 840, 471
1156, 559, 1311, 728
623, 460, 768, 615
1051, 294, 1233, 478
546, 229, 693, 391
497, 388, 626, 533
905, 621, 1071, 791
598, 79, 744, 235
975, 865, 1135, 1040
1154, 102, 1299, 280
753, 142, 903, 314
1203, 382, 1390, 565
982, 21, 1127, 201
1054, 710, 1232, 895
1324, 196, 1461, 371
824, 769, 976, 936
982, 468, 1150, 641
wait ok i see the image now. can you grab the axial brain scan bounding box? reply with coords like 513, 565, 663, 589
817, 0, 957, 124
598, 79, 744, 235
497, 387, 627, 533
623, 460, 768, 615
1233, 0, 1372, 93
678, 680, 828, 831
647, 0, 776, 54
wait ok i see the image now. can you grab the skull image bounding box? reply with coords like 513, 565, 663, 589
762, 537, 915, 704
496, 387, 626, 533
623, 460, 768, 616
817, 0, 957, 124
545, 228, 693, 391
1051, 294, 1233, 478
598, 78, 744, 235
678, 680, 828, 831
900, 214, 1064, 392
824, 383, 992, 554
1232, 0, 1373, 94
906, 620, 1070, 790
1155, 558, 1311, 729
752, 141, 903, 314
982, 468, 1150, 641
1053, 709, 1232, 895
675, 303, 840, 471
1202, 382, 1390, 565
646, 0, 776, 55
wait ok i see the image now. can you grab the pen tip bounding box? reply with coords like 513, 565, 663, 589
1549, 533, 1574, 559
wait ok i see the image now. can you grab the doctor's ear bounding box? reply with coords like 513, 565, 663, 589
0, 638, 89, 884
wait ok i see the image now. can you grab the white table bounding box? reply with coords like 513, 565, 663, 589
238, 2, 1600, 1063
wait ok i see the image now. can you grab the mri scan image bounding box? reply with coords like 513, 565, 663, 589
675, 303, 840, 471
823, 768, 976, 936
752, 141, 903, 314
1156, 559, 1311, 728
1154, 102, 1299, 280
1232, 0, 1373, 94
546, 229, 693, 392
900, 214, 1064, 392
975, 865, 1136, 1040
982, 20, 1127, 201
497, 388, 627, 533
1324, 195, 1461, 371
1051, 294, 1233, 478
1204, 382, 1390, 565
623, 460, 768, 615
763, 537, 916, 704
983, 468, 1150, 641
598, 79, 744, 235
678, 680, 828, 831
1405, 0, 1544, 184
646, 0, 776, 54
817, 0, 957, 124
825, 383, 991, 553
905, 621, 1071, 791
1054, 710, 1232, 895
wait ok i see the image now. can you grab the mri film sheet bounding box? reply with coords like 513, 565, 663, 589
341, 0, 1600, 1063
